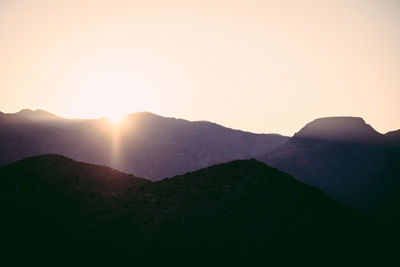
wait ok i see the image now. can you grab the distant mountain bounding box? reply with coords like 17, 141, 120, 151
14, 109, 64, 121
294, 117, 383, 143
259, 117, 400, 226
0, 155, 387, 267
0, 109, 288, 180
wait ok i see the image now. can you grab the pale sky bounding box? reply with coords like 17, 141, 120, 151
1, 0, 399, 135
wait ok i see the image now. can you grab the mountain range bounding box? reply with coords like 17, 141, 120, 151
1, 110, 400, 223
0, 109, 287, 180
1, 110, 400, 266
0, 154, 389, 267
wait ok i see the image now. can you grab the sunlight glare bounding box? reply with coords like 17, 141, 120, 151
107, 112, 126, 124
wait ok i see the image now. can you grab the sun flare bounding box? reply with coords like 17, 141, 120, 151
107, 113, 125, 124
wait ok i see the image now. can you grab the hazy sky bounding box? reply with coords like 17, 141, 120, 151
1, 0, 399, 135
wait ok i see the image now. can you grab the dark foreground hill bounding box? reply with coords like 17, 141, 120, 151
0, 155, 392, 267
259, 117, 400, 226
0, 109, 287, 180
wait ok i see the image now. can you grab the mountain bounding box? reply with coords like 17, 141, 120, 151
259, 117, 400, 226
385, 129, 400, 145
0, 155, 388, 267
14, 109, 64, 121
0, 109, 288, 180
294, 117, 383, 143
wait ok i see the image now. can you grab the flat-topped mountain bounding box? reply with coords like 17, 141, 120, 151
0, 155, 384, 267
0, 109, 288, 180
260, 117, 400, 226
294, 117, 383, 143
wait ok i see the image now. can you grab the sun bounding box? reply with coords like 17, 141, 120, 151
106, 112, 126, 124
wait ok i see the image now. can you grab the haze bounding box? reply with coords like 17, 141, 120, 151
1, 0, 399, 135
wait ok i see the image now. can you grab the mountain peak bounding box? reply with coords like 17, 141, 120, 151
14, 109, 62, 121
294, 116, 382, 143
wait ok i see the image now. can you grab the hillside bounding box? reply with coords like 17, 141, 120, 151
0, 155, 387, 267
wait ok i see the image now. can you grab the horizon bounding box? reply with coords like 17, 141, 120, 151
1, 0, 399, 135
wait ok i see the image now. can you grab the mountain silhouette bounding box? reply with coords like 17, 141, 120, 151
259, 117, 400, 226
0, 109, 287, 180
0, 109, 64, 123
0, 155, 387, 267
294, 117, 383, 143
385, 129, 400, 145
15, 109, 64, 121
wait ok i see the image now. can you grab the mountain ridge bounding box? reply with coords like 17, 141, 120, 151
0, 109, 288, 180
10, 109, 64, 121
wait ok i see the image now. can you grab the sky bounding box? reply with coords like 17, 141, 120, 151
1, 0, 399, 135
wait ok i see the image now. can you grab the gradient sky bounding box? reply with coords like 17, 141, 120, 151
1, 0, 399, 135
